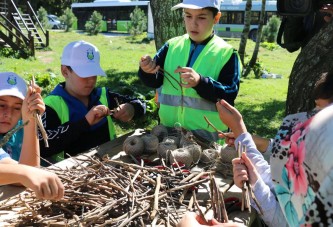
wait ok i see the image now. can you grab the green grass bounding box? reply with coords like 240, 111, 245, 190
0, 31, 299, 138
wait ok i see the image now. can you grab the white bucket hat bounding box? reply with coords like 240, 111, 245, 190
61, 40, 106, 78
0, 72, 27, 100
171, 0, 221, 11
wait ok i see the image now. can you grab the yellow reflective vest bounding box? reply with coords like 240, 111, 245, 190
159, 34, 237, 143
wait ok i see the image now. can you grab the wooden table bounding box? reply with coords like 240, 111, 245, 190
0, 129, 257, 226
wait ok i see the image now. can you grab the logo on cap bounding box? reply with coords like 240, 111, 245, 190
7, 75, 17, 86
87, 48, 95, 61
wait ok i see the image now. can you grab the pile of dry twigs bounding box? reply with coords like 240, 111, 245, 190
0, 154, 229, 226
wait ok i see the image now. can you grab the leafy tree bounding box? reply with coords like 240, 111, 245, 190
262, 15, 280, 43
150, 0, 185, 50
128, 6, 147, 36
85, 11, 103, 35
59, 7, 77, 32
37, 6, 51, 29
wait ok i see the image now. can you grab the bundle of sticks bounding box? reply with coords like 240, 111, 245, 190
0, 155, 229, 226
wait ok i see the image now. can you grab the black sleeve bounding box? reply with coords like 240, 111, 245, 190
38, 106, 90, 158
106, 90, 146, 119
193, 52, 240, 106
138, 43, 169, 88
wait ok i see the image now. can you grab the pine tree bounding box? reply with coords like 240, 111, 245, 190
129, 6, 147, 36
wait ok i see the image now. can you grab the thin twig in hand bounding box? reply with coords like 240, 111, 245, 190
237, 142, 249, 212
159, 68, 181, 90
30, 76, 49, 147
241, 143, 264, 215
204, 116, 226, 137
238, 143, 263, 215
0, 120, 29, 147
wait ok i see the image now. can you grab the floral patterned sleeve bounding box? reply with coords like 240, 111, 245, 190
269, 108, 333, 226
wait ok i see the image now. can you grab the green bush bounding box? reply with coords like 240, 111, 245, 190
37, 7, 51, 30
129, 6, 147, 36
27, 73, 62, 97
60, 8, 77, 32
85, 11, 103, 35
262, 15, 281, 43
261, 41, 279, 51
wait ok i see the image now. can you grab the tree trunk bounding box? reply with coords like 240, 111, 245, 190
238, 0, 252, 66
150, 0, 185, 50
243, 0, 266, 78
286, 20, 333, 115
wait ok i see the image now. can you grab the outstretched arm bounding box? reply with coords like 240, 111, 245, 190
0, 163, 64, 200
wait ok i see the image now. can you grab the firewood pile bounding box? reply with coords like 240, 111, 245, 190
0, 154, 229, 226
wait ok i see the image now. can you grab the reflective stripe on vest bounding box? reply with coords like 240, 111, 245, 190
159, 34, 234, 142
44, 87, 116, 162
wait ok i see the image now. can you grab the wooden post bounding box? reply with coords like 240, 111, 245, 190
28, 31, 34, 57
46, 30, 49, 47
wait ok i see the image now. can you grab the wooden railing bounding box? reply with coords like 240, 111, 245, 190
0, 0, 49, 57
0, 12, 34, 56
26, 0, 49, 47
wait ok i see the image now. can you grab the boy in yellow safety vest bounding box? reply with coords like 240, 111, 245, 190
138, 0, 241, 143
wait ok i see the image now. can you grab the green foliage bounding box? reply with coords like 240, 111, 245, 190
262, 15, 281, 43
261, 42, 279, 51
26, 73, 62, 97
246, 60, 269, 79
129, 6, 147, 36
85, 11, 103, 36
37, 7, 52, 30
0, 47, 31, 59
59, 8, 77, 32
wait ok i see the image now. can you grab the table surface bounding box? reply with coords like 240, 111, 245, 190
0, 129, 257, 226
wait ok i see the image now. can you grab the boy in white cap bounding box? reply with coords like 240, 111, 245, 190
138, 0, 241, 144
0, 72, 44, 166
40, 40, 146, 165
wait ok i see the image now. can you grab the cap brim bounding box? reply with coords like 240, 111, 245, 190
0, 89, 25, 100
171, 3, 203, 10
71, 65, 106, 78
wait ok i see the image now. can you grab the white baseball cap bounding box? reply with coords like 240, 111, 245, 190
0, 72, 27, 100
171, 0, 221, 11
61, 40, 106, 78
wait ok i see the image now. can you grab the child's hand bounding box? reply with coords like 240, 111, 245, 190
22, 85, 45, 121
174, 67, 200, 88
232, 152, 258, 188
85, 105, 110, 126
140, 55, 160, 74
112, 103, 135, 122
218, 131, 235, 147
216, 99, 247, 138
20, 165, 64, 201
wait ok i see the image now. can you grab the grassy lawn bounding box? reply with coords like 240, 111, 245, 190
0, 31, 299, 138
